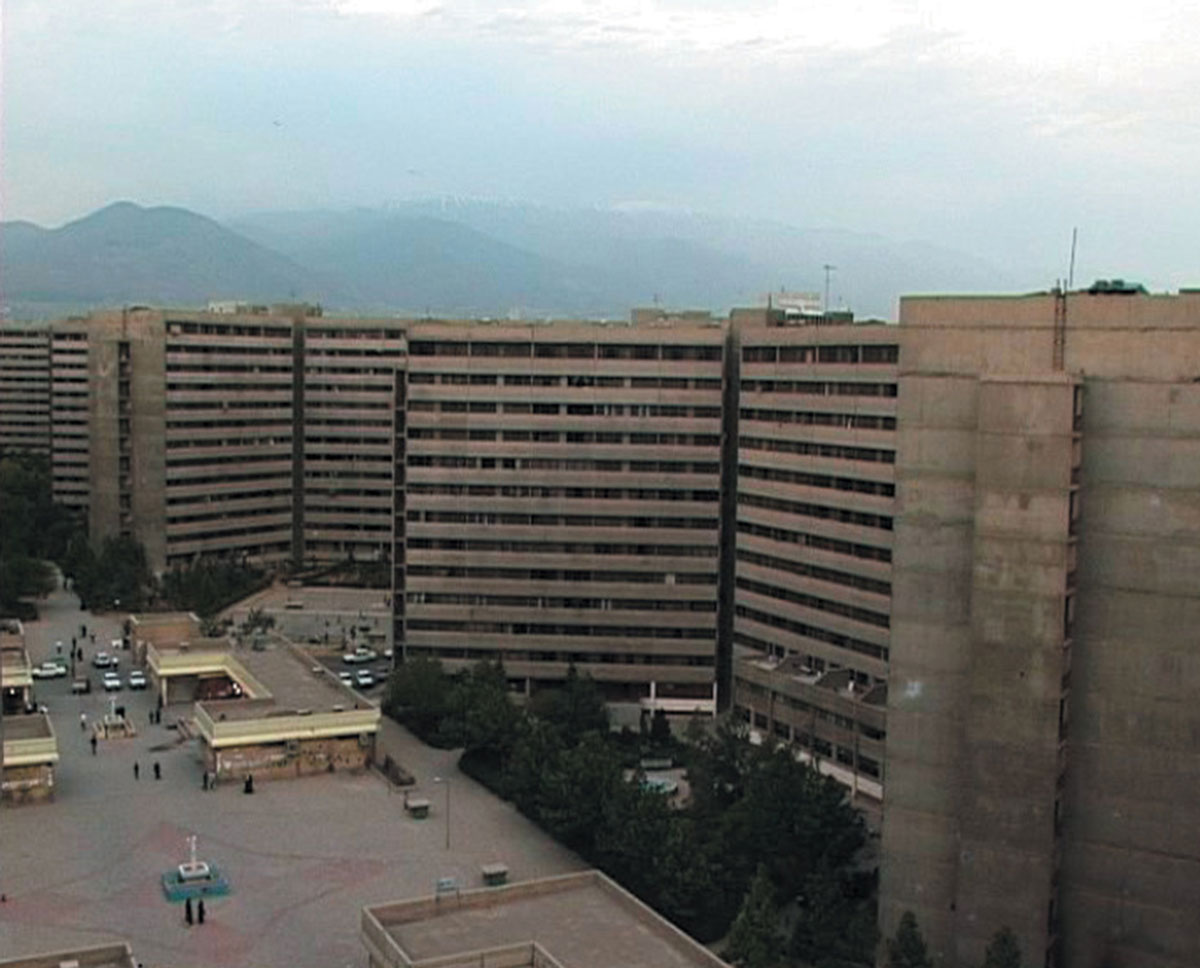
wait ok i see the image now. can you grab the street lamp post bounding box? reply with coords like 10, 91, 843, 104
433, 776, 450, 850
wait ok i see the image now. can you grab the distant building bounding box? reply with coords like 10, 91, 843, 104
400, 319, 728, 706
729, 308, 896, 798
0, 326, 51, 454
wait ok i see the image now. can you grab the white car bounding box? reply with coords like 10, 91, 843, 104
128, 670, 147, 690
102, 672, 122, 691
338, 671, 353, 684
341, 647, 377, 665
92, 652, 116, 668
32, 661, 68, 679
355, 669, 376, 689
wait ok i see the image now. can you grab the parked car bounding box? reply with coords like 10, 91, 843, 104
32, 661, 68, 679
92, 652, 114, 668
128, 670, 147, 690
355, 669, 376, 689
338, 671, 353, 684
342, 647, 378, 665
102, 672, 122, 691
71, 678, 91, 694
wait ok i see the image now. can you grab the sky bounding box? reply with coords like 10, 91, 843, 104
3, 0, 1199, 289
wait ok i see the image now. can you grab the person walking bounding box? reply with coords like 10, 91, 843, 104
90, 734, 97, 755
153, 761, 161, 780
133, 761, 140, 780
197, 899, 206, 924
80, 712, 87, 732
184, 897, 194, 926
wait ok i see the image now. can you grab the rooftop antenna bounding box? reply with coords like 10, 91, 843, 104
1067, 228, 1078, 290
822, 264, 837, 313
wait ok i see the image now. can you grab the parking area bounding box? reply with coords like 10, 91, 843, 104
0, 585, 584, 968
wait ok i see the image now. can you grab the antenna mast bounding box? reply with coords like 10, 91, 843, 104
1068, 228, 1078, 290
822, 264, 837, 314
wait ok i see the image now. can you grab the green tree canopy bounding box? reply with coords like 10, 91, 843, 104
724, 865, 783, 968
382, 656, 453, 742
527, 663, 608, 743
887, 911, 933, 968
981, 926, 1022, 968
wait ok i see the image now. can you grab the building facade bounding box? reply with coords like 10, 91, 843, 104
400, 320, 728, 704
0, 327, 51, 454
879, 290, 1200, 968
729, 309, 896, 796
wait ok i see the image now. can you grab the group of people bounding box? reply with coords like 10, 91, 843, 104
183, 897, 207, 926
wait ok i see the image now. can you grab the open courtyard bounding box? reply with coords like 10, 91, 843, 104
0, 586, 583, 968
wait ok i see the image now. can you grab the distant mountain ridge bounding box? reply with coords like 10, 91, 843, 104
2, 199, 1021, 321
0, 202, 327, 319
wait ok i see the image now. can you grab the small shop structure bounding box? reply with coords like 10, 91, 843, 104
1, 711, 59, 804
142, 614, 379, 784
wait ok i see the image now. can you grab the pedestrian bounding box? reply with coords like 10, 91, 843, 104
184, 897, 193, 926
90, 734, 97, 755
80, 712, 87, 731
148, 709, 154, 725
154, 761, 161, 780
197, 899, 206, 924
134, 761, 140, 780
202, 771, 209, 791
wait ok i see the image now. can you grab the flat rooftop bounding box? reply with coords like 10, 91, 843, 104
202, 641, 369, 721
4, 713, 54, 741
364, 871, 727, 968
0, 943, 135, 968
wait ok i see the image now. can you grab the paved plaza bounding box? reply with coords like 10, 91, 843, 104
0, 586, 583, 967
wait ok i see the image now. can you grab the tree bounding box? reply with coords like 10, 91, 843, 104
981, 927, 1022, 968
724, 865, 783, 968
453, 660, 521, 756
792, 866, 879, 967
382, 657, 452, 741
534, 732, 622, 853
721, 744, 865, 898
685, 715, 755, 818
887, 911, 933, 968
528, 664, 608, 743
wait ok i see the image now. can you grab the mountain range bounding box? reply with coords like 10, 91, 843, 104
1, 199, 1025, 321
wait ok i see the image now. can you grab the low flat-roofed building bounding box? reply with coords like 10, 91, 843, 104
1, 711, 59, 803
733, 647, 885, 803
361, 870, 730, 968
2, 623, 35, 715
0, 942, 136, 968
146, 630, 379, 783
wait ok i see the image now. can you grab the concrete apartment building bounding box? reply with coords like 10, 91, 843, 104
400, 319, 728, 705
0, 327, 51, 453
879, 289, 1200, 968
0, 307, 406, 572
302, 319, 406, 565
729, 310, 897, 797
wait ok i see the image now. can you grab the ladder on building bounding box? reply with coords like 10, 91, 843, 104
1053, 285, 1067, 371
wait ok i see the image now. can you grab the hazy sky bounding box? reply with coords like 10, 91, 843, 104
4, 0, 1198, 288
